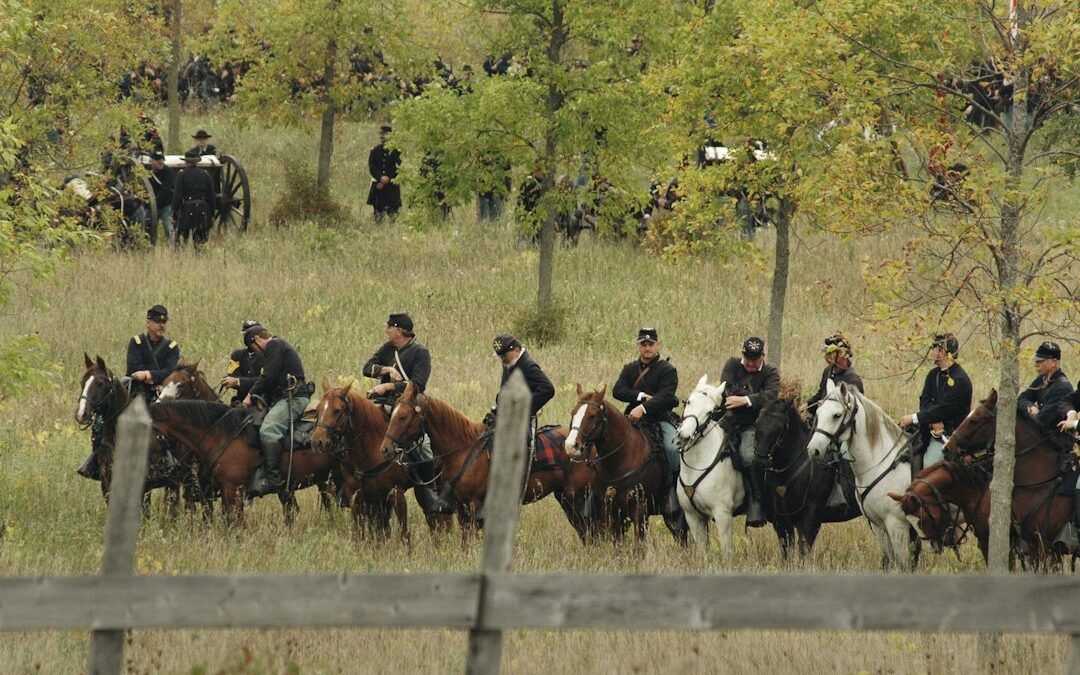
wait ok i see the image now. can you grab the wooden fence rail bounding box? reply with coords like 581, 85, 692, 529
4, 372, 1080, 674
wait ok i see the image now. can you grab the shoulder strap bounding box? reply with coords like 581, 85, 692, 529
631, 366, 651, 391
393, 349, 410, 383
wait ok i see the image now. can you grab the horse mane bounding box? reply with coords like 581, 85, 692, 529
346, 389, 386, 432
174, 359, 199, 373
917, 459, 991, 489
779, 397, 809, 433
421, 394, 483, 438
849, 389, 900, 450
153, 400, 250, 436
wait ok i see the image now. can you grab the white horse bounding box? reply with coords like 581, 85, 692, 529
806, 380, 919, 570
674, 375, 744, 554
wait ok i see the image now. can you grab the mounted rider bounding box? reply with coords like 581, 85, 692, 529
242, 326, 312, 497
802, 332, 864, 416
719, 336, 781, 528
362, 313, 449, 515
490, 334, 555, 440
220, 319, 263, 406
899, 332, 973, 472
77, 304, 179, 481
612, 326, 686, 529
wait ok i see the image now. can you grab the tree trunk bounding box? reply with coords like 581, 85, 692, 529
536, 0, 565, 312
766, 198, 793, 371
315, 0, 339, 192
167, 0, 182, 153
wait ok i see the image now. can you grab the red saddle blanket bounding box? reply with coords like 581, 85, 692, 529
532, 426, 568, 472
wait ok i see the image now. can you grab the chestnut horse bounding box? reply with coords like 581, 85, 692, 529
312, 380, 448, 542
160, 362, 334, 520
149, 400, 332, 525
893, 389, 1072, 569
380, 382, 596, 544
565, 385, 688, 545
888, 458, 992, 561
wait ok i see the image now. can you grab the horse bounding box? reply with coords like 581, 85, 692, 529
158, 360, 220, 402
380, 382, 596, 544
312, 379, 445, 543
806, 380, 921, 571
672, 376, 742, 553
76, 354, 134, 501
148, 400, 333, 525
754, 396, 861, 559
924, 389, 1072, 569
565, 384, 687, 545
888, 458, 992, 561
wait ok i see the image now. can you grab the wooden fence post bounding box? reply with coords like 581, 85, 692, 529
88, 397, 151, 675
1067, 634, 1080, 675
465, 371, 531, 675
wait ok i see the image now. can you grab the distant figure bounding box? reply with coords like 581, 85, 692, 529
188, 129, 217, 157
147, 151, 175, 245
172, 150, 215, 249
367, 125, 402, 223
899, 333, 973, 472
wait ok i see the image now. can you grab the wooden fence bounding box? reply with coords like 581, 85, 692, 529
3, 372, 1080, 673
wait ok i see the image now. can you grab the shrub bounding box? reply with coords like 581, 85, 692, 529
268, 165, 347, 226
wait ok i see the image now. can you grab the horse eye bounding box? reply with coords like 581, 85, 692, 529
833, 413, 841, 420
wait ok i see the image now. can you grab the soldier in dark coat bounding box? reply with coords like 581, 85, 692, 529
220, 319, 263, 405
803, 332, 865, 416
147, 151, 175, 245
367, 125, 401, 222
172, 150, 215, 248
719, 336, 781, 527
613, 326, 685, 530
126, 304, 181, 402
1018, 341, 1074, 453
362, 312, 449, 514
900, 333, 973, 471
187, 129, 217, 157
492, 334, 555, 420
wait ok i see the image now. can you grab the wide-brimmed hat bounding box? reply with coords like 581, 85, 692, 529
191, 129, 212, 139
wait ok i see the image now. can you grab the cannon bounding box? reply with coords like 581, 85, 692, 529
138, 152, 252, 231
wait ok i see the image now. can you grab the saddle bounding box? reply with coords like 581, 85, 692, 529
241, 407, 315, 451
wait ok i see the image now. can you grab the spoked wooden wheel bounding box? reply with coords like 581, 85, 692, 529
216, 154, 251, 231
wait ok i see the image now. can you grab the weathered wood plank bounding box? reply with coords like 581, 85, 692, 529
0, 574, 480, 630
467, 370, 532, 675
1067, 633, 1080, 675
484, 573, 1080, 633
90, 397, 151, 675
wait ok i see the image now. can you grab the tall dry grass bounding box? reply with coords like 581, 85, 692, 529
0, 112, 1075, 673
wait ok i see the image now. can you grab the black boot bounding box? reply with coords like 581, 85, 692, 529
745, 458, 768, 528
410, 459, 453, 515
77, 451, 101, 481
249, 439, 283, 498
1054, 493, 1080, 554
661, 482, 689, 543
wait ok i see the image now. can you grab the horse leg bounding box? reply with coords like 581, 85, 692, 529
222, 484, 243, 526
774, 522, 793, 561
164, 485, 180, 522
683, 508, 710, 554
141, 490, 152, 519
316, 479, 333, 513
390, 488, 410, 547
797, 518, 823, 560
713, 507, 736, 556
279, 491, 299, 526
886, 518, 913, 572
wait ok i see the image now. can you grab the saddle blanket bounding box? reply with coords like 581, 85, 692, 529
532, 426, 567, 472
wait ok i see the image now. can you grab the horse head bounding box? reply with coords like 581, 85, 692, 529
158, 359, 201, 400
676, 374, 726, 449
888, 464, 960, 554
806, 379, 858, 463
77, 353, 116, 424
944, 389, 996, 457
564, 383, 607, 460
754, 396, 800, 463
312, 378, 353, 454
381, 381, 426, 460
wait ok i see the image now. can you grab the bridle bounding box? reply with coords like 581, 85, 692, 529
676, 394, 725, 456
76, 370, 123, 430
383, 397, 428, 460
570, 399, 632, 466
314, 391, 354, 458
810, 392, 859, 460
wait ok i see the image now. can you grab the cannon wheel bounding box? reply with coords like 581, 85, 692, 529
216, 155, 251, 231
136, 175, 158, 242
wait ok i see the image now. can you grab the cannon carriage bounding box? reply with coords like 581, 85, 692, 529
138, 152, 252, 231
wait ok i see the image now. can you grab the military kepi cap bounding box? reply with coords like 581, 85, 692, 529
636, 327, 659, 343
183, 149, 201, 161
493, 334, 520, 356
192, 129, 212, 139
1035, 341, 1061, 361
147, 304, 168, 322
742, 336, 765, 358
386, 313, 413, 332
243, 325, 264, 348
241, 319, 261, 332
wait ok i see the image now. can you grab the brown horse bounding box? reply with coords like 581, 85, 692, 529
76, 354, 133, 500
888, 458, 992, 561
564, 385, 687, 545
380, 382, 596, 544
891, 389, 1072, 569
312, 379, 439, 543
148, 400, 333, 525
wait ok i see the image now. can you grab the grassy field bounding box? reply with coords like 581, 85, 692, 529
1, 112, 1076, 672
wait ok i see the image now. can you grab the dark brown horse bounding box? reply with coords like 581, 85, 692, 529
380, 382, 596, 544
312, 380, 449, 542
891, 389, 1071, 569
148, 400, 333, 525
888, 458, 992, 561
564, 385, 687, 545
76, 354, 133, 501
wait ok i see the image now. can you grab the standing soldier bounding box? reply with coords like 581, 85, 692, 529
362, 313, 450, 514
188, 129, 217, 156
220, 319, 263, 406
366, 125, 401, 223
719, 336, 781, 528
172, 149, 215, 248
243, 326, 312, 497
612, 327, 685, 529
147, 151, 175, 245
899, 332, 973, 472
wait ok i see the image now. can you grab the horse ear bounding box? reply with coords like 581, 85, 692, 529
84, 352, 94, 369
987, 389, 998, 406
576, 382, 584, 398
191, 359, 200, 372
403, 381, 415, 397
696, 374, 708, 390
96, 355, 107, 371
597, 384, 606, 400
343, 381, 353, 396
887, 491, 903, 502
322, 376, 331, 393
826, 379, 837, 394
